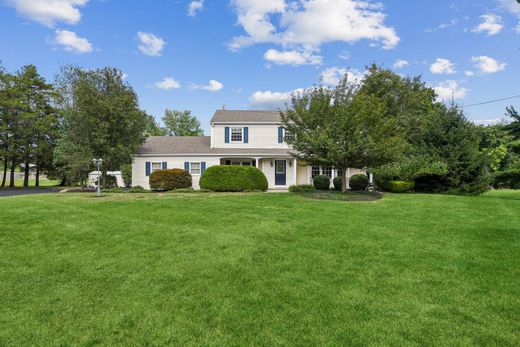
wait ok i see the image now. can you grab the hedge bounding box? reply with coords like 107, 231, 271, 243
199, 165, 268, 192
149, 169, 192, 191
333, 177, 342, 191
289, 184, 316, 193
493, 169, 520, 189
313, 175, 330, 190
385, 180, 415, 193
349, 174, 368, 190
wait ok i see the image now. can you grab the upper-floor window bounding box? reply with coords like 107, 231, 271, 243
231, 127, 243, 142
284, 129, 294, 142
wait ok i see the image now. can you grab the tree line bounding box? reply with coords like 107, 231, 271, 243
283, 64, 520, 193
0, 63, 204, 188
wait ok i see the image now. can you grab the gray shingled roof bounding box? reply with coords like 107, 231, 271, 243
135, 136, 293, 156
211, 110, 281, 123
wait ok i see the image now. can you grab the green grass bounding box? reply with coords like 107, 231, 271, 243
0, 177, 60, 188
0, 191, 519, 345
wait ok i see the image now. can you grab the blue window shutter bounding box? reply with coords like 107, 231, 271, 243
278, 127, 283, 143
244, 127, 249, 143
162, 162, 167, 170
225, 127, 230, 143
184, 162, 189, 171
145, 162, 151, 176
201, 162, 206, 173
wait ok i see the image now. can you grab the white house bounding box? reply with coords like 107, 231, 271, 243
132, 110, 365, 190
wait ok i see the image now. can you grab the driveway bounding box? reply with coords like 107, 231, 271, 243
0, 187, 62, 197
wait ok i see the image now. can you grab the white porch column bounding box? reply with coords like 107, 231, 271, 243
293, 158, 297, 185
255, 158, 260, 168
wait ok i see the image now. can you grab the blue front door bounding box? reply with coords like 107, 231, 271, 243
275, 160, 286, 186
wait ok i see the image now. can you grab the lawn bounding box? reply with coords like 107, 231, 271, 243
0, 191, 519, 345
0, 177, 60, 188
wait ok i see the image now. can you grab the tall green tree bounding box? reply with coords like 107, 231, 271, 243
281, 77, 407, 192
162, 109, 203, 136
54, 65, 147, 186
144, 113, 167, 136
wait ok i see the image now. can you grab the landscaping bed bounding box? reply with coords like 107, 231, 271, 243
297, 190, 384, 201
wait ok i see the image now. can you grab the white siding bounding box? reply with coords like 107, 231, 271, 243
132, 156, 221, 190
212, 124, 290, 149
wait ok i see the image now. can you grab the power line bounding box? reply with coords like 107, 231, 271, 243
462, 94, 520, 108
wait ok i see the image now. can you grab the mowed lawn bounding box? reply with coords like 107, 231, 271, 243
0, 191, 519, 346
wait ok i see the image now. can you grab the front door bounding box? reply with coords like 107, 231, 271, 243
275, 160, 286, 186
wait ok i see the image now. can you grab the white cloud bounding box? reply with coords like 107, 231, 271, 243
465, 70, 475, 77
497, 0, 520, 32
154, 77, 181, 90
434, 80, 468, 101
188, 0, 204, 17
319, 67, 365, 86
5, 0, 88, 26
393, 59, 409, 69
229, 0, 399, 60
430, 58, 456, 74
192, 80, 224, 92
472, 14, 503, 36
53, 29, 93, 53
263, 49, 322, 65
249, 88, 305, 109
471, 55, 506, 73
137, 32, 165, 57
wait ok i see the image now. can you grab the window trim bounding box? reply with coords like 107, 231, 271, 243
283, 128, 294, 143
230, 127, 243, 143
189, 162, 201, 175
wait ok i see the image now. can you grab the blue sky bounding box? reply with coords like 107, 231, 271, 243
1, 0, 519, 133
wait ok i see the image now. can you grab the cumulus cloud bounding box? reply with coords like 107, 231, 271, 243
188, 0, 204, 17
192, 80, 224, 92
319, 67, 365, 86
249, 88, 305, 109
229, 0, 399, 62
430, 58, 456, 74
472, 14, 503, 36
497, 0, 520, 32
434, 80, 468, 101
263, 49, 322, 65
471, 55, 506, 73
137, 32, 165, 57
393, 59, 409, 69
465, 70, 475, 77
5, 0, 88, 26
53, 29, 93, 53
154, 77, 181, 90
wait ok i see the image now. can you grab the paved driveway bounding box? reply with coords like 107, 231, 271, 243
0, 187, 62, 197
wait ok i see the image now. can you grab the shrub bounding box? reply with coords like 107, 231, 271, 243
349, 174, 368, 190
104, 187, 125, 193
199, 165, 268, 192
120, 164, 132, 187
385, 180, 415, 193
493, 169, 520, 189
289, 184, 316, 193
313, 175, 330, 190
105, 175, 117, 188
149, 169, 192, 191
129, 185, 147, 193
414, 174, 451, 193
333, 177, 342, 191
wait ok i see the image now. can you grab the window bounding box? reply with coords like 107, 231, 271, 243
322, 167, 332, 178
276, 161, 285, 174
311, 166, 320, 178
190, 162, 201, 175
151, 162, 162, 173
284, 129, 294, 142
230, 127, 243, 142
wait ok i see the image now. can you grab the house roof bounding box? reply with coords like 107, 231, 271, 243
211, 110, 281, 123
135, 136, 293, 156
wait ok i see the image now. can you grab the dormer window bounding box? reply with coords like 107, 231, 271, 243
230, 127, 243, 142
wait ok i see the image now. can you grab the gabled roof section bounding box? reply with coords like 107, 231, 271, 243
211, 110, 282, 124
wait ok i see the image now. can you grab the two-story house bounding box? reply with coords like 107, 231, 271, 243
132, 110, 365, 190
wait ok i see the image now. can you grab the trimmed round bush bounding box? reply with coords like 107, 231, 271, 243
129, 185, 147, 193
149, 169, 192, 191
289, 184, 316, 193
333, 176, 343, 191
199, 165, 268, 192
386, 180, 415, 193
349, 174, 368, 190
313, 175, 330, 190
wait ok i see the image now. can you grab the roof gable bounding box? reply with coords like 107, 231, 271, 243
211, 110, 281, 123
